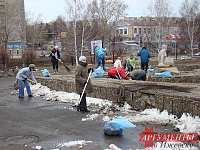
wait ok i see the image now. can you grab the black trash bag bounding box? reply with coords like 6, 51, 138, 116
103, 122, 123, 136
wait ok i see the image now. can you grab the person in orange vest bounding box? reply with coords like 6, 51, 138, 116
108, 67, 129, 80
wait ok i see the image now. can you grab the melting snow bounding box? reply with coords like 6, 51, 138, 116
30, 84, 200, 134
82, 113, 99, 121
57, 140, 92, 148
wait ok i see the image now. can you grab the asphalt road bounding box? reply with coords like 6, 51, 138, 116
0, 77, 174, 150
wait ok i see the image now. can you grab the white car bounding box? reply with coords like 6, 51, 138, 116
194, 52, 200, 56
180, 56, 191, 60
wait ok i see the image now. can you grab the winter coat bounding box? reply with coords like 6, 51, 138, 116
138, 48, 151, 64
50, 49, 60, 63
75, 62, 93, 94
95, 47, 106, 57
127, 58, 135, 67
108, 67, 129, 80
16, 67, 37, 83
129, 69, 142, 80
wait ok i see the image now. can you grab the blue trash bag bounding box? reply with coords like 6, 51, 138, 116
103, 116, 136, 136
42, 69, 50, 77
92, 67, 105, 78
148, 68, 154, 72
155, 71, 172, 77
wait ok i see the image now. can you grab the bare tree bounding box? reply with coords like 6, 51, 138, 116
26, 12, 44, 49
65, 0, 80, 65
22, 49, 36, 66
88, 0, 128, 46
180, 0, 200, 57
148, 0, 172, 51
65, 0, 101, 65
0, 48, 10, 69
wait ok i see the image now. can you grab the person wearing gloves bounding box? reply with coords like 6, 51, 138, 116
75, 56, 93, 112
108, 67, 129, 80
137, 47, 151, 72
16, 64, 37, 98
94, 46, 106, 71
50, 45, 60, 74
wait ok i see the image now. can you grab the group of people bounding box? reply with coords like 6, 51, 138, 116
15, 45, 151, 113
107, 47, 151, 81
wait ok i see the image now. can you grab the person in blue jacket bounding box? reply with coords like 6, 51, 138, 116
137, 47, 151, 72
94, 46, 106, 71
16, 64, 37, 98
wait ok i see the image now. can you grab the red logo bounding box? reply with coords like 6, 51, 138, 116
138, 127, 199, 148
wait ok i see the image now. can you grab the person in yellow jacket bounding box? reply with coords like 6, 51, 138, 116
123, 54, 135, 72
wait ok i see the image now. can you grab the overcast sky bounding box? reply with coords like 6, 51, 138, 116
24, 0, 185, 23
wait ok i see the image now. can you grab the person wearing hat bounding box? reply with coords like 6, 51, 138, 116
123, 54, 135, 72
50, 45, 60, 74
16, 64, 37, 98
75, 56, 93, 112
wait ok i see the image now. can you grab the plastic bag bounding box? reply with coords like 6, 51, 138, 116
103, 116, 136, 136
92, 67, 105, 78
14, 80, 19, 90
104, 122, 123, 136
42, 69, 50, 77
148, 68, 154, 72
155, 71, 172, 77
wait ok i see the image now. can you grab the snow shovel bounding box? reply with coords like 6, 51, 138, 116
50, 51, 71, 72
74, 70, 93, 107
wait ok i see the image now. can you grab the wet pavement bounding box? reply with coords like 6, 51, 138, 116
0, 77, 175, 150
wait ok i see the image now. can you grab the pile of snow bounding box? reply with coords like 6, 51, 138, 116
105, 144, 122, 150
82, 113, 99, 121
57, 140, 92, 148
30, 84, 200, 134
175, 113, 200, 133
31, 83, 113, 109
125, 109, 200, 134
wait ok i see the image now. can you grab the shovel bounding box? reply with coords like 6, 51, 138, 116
73, 70, 93, 107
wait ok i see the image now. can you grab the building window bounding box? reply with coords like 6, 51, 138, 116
144, 28, 146, 33
120, 29, 123, 34
9, 49, 12, 54
134, 28, 137, 33
124, 29, 127, 34
116, 30, 119, 35
139, 28, 142, 34
16, 50, 19, 55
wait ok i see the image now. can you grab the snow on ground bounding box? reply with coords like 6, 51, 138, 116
82, 113, 99, 121
56, 140, 92, 148
30, 83, 200, 134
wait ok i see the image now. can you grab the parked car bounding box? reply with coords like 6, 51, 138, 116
194, 52, 200, 56
122, 41, 140, 51
180, 56, 191, 60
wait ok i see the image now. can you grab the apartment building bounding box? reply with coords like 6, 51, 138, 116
115, 17, 181, 48
0, 0, 26, 58
0, 0, 6, 48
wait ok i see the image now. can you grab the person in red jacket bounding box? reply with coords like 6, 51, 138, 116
108, 67, 129, 80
